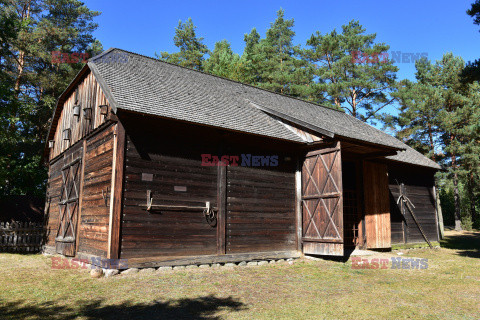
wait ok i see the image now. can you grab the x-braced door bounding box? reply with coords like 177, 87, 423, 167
55, 157, 82, 256
302, 141, 344, 256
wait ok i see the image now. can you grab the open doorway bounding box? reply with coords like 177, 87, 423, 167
342, 160, 365, 249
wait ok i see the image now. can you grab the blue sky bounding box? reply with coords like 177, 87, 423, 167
84, 0, 479, 118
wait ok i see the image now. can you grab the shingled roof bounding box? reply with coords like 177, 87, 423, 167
85, 48, 440, 170
386, 144, 441, 169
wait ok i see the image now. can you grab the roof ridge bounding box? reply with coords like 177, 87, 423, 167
89, 47, 116, 62
101, 47, 349, 115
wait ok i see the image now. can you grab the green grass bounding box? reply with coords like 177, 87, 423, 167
391, 241, 441, 250
1, 230, 479, 319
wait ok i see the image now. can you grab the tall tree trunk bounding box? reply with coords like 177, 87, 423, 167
467, 172, 477, 225
435, 185, 445, 239
14, 51, 25, 93
450, 132, 462, 231
14, 1, 31, 95
427, 122, 436, 162
453, 170, 462, 231
351, 90, 357, 118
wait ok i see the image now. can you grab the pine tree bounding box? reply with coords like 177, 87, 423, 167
463, 0, 480, 82
203, 40, 241, 80
396, 53, 480, 230
243, 28, 260, 57
0, 2, 21, 196
244, 9, 311, 97
302, 20, 398, 123
157, 18, 209, 71
393, 59, 443, 161
238, 28, 260, 84
456, 82, 480, 227
432, 54, 470, 231
0, 0, 101, 197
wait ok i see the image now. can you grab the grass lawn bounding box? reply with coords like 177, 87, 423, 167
1, 230, 479, 319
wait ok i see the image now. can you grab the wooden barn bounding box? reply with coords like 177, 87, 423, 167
43, 48, 441, 268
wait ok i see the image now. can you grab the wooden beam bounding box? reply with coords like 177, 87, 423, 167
302, 238, 343, 244
305, 143, 339, 157
361, 151, 399, 159
216, 164, 227, 255
108, 122, 126, 259
74, 139, 87, 256
337, 136, 403, 153
401, 183, 407, 244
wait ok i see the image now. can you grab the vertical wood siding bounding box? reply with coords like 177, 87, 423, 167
226, 165, 296, 254
49, 71, 110, 161
44, 142, 84, 248
388, 164, 438, 244
301, 143, 344, 256
364, 161, 391, 249
76, 125, 115, 257
45, 158, 64, 247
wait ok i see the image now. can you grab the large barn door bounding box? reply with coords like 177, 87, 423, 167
302, 142, 344, 256
55, 156, 82, 256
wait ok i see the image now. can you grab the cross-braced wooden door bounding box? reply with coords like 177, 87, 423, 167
302, 141, 344, 256
55, 157, 82, 256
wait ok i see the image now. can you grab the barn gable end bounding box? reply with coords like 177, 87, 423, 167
44, 66, 124, 260
46, 68, 113, 161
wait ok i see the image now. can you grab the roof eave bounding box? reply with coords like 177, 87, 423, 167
87, 60, 119, 114
384, 157, 443, 171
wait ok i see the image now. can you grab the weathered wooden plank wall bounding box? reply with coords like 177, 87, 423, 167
388, 163, 438, 244
49, 71, 110, 160
46, 66, 115, 257
363, 161, 391, 249
301, 143, 344, 256
226, 165, 296, 253
45, 158, 63, 247
76, 125, 115, 257
121, 135, 219, 259
45, 142, 83, 248
118, 113, 299, 261
109, 123, 126, 259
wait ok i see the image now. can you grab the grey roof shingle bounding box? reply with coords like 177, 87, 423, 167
386, 143, 441, 169
87, 48, 439, 169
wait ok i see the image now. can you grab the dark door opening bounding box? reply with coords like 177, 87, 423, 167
342, 160, 364, 249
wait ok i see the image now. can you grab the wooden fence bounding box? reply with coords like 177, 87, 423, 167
0, 221, 45, 253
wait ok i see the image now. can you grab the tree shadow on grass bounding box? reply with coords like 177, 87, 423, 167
0, 295, 247, 320
440, 230, 480, 259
